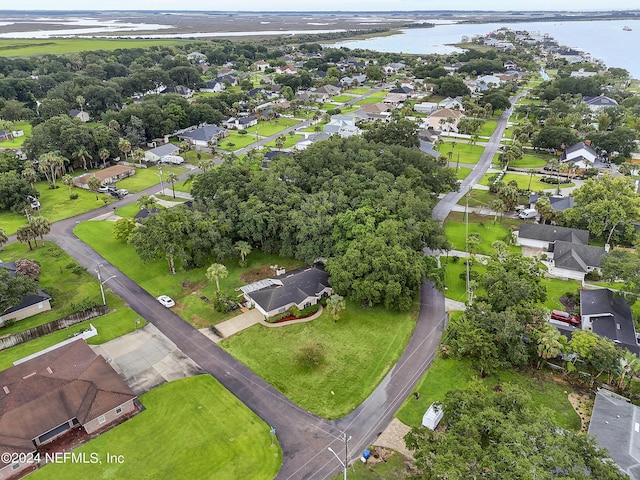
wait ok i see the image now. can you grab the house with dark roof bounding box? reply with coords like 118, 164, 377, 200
159, 85, 193, 98
580, 288, 638, 349
133, 207, 159, 224
561, 141, 597, 168
0, 340, 137, 478
529, 194, 574, 212
589, 389, 640, 480
144, 143, 180, 163
68, 109, 90, 123
583, 94, 619, 111
239, 265, 332, 318
0, 261, 51, 326
176, 124, 228, 147
516, 224, 589, 249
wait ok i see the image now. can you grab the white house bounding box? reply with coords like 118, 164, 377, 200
144, 143, 180, 163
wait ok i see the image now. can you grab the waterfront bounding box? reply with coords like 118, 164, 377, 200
334, 19, 640, 79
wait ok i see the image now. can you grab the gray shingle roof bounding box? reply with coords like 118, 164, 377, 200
581, 289, 637, 347
519, 224, 589, 244
178, 125, 225, 142
246, 266, 330, 313
147, 143, 179, 157
552, 241, 606, 272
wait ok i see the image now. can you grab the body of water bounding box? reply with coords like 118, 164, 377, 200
334, 19, 640, 80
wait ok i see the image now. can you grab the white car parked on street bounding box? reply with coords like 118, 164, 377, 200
157, 295, 175, 308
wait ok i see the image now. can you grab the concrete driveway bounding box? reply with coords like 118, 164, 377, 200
91, 323, 203, 395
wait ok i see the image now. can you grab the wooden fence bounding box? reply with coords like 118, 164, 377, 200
0, 305, 108, 352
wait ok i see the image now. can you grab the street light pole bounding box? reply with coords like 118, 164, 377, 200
157, 164, 164, 196
95, 264, 116, 306
327, 432, 351, 480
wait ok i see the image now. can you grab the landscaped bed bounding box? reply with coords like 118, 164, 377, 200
220, 301, 416, 419
28, 376, 282, 480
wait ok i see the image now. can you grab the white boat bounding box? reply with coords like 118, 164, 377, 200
623, 26, 632, 31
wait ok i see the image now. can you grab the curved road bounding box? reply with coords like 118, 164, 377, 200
5, 92, 521, 478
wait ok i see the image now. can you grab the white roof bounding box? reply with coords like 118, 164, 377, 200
421, 403, 443, 430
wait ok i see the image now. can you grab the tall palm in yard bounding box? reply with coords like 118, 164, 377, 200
618, 351, 640, 389
98, 148, 110, 168
38, 152, 65, 187
132, 148, 145, 167
87, 175, 102, 200
234, 241, 252, 266
22, 167, 37, 187
16, 225, 36, 250
166, 172, 179, 199
206, 263, 228, 292
326, 294, 346, 323
73, 145, 92, 171
62, 174, 74, 197
0, 228, 7, 251
536, 323, 563, 369
29, 216, 51, 247
137, 194, 157, 210
275, 135, 286, 150
118, 139, 131, 161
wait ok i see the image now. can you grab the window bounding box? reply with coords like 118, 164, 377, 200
115, 407, 122, 414
98, 415, 106, 424
38, 302, 44, 309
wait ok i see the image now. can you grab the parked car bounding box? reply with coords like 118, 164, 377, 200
518, 208, 538, 220
98, 185, 114, 193
116, 189, 129, 197
156, 295, 175, 308
550, 309, 580, 326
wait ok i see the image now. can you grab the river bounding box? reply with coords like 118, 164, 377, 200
334, 19, 640, 80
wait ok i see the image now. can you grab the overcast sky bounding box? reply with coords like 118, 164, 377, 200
11, 1, 639, 11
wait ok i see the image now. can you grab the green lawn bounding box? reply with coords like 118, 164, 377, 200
541, 277, 581, 311
321, 103, 341, 111
0, 121, 31, 147
353, 97, 383, 106
511, 155, 548, 169
115, 165, 185, 193
331, 94, 356, 103
477, 120, 497, 137
218, 131, 260, 151
444, 212, 520, 256
30, 376, 282, 480
255, 118, 299, 137
442, 260, 486, 303
438, 142, 484, 165
264, 134, 303, 149
73, 221, 303, 328
396, 355, 581, 431
221, 301, 416, 419
480, 173, 574, 191
181, 150, 215, 164
348, 87, 372, 95
454, 166, 472, 180
0, 304, 147, 371
0, 38, 188, 56
456, 189, 497, 208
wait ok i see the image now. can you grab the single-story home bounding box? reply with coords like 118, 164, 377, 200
580, 288, 638, 349
159, 85, 193, 98
561, 141, 597, 166
144, 143, 180, 163
68, 109, 90, 123
314, 84, 341, 96
186, 51, 207, 61
583, 94, 619, 111
201, 80, 225, 93
176, 125, 228, 148
134, 207, 159, 224
0, 261, 51, 327
529, 194, 574, 212
73, 165, 135, 189
239, 265, 332, 318
588, 389, 640, 480
426, 108, 464, 132
323, 115, 362, 138
516, 224, 589, 250
414, 102, 439, 114
253, 60, 269, 71
0, 340, 137, 478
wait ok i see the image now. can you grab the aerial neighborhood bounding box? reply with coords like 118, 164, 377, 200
1, 11, 640, 480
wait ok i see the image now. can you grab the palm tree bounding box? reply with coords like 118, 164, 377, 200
62, 174, 74, 197
87, 175, 101, 200
618, 351, 640, 389
326, 294, 346, 323
275, 135, 286, 151
490, 199, 505, 223
137, 194, 157, 210
38, 152, 65, 187
118, 139, 132, 161
166, 172, 179, 199
98, 148, 110, 169
132, 148, 145, 168
76, 95, 85, 112
108, 120, 120, 132
0, 227, 7, 251
29, 216, 51, 247
198, 158, 214, 172
234, 241, 252, 266
22, 167, 37, 187
16, 225, 36, 251
206, 263, 228, 292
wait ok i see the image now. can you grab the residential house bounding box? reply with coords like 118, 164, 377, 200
515, 224, 605, 281
68, 109, 90, 123
360, 102, 393, 120
217, 67, 234, 76
239, 265, 332, 318
0, 262, 51, 326
201, 80, 225, 93
340, 75, 366, 88
580, 289, 638, 349
414, 102, 439, 114
176, 124, 228, 148
438, 97, 464, 111
426, 108, 464, 132
134, 207, 159, 224
0, 340, 137, 479
144, 143, 180, 164
73, 165, 135, 189
503, 60, 517, 70
159, 85, 193, 98
588, 389, 640, 480
323, 114, 363, 138
583, 94, 619, 111
382, 62, 406, 75
561, 141, 597, 168
570, 68, 598, 78
476, 75, 502, 87
253, 60, 269, 72
314, 84, 341, 96
216, 74, 238, 87
383, 93, 408, 105
275, 65, 298, 75
223, 116, 258, 131
186, 51, 207, 62
528, 194, 574, 212
0, 130, 13, 142
389, 86, 413, 96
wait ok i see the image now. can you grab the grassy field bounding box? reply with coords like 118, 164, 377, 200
442, 260, 486, 303
116, 165, 185, 193
457, 188, 496, 208
218, 131, 260, 151
30, 376, 282, 480
455, 166, 472, 180
353, 97, 383, 106
255, 118, 299, 137
396, 355, 581, 431
264, 134, 303, 149
511, 155, 548, 169
331, 94, 357, 103
221, 301, 416, 419
477, 120, 497, 137
348, 87, 372, 95
73, 221, 303, 327
542, 277, 581, 311
0, 121, 31, 147
444, 212, 520, 256
0, 38, 189, 56
438, 142, 484, 165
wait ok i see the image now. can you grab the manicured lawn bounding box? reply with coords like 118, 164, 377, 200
116, 165, 186, 193
255, 118, 299, 137
218, 131, 260, 151
0, 121, 31, 147
73, 221, 303, 328
396, 356, 581, 431
444, 212, 520, 256
221, 301, 416, 419
181, 150, 215, 164
171, 179, 194, 193
0, 38, 188, 56
455, 166, 472, 180
331, 94, 357, 103
353, 97, 383, 105
479, 172, 574, 191
114, 203, 145, 218
511, 154, 547, 169
541, 277, 581, 311
456, 188, 497, 208
264, 134, 303, 149
348, 87, 372, 95
477, 120, 497, 137
438, 142, 484, 165
321, 103, 341, 111
0, 304, 147, 371
30, 376, 282, 480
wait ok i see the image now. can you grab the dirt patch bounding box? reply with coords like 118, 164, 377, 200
568, 392, 593, 432
559, 294, 579, 315
240, 264, 276, 283
372, 418, 414, 460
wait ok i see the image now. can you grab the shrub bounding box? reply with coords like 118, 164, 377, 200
69, 297, 101, 312
69, 193, 79, 200
451, 255, 460, 263
585, 270, 602, 281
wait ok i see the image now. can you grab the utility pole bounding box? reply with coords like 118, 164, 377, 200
95, 264, 116, 307
465, 187, 472, 306
328, 431, 351, 480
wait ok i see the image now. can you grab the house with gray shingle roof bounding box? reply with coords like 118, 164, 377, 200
583, 94, 619, 111
144, 143, 180, 163
176, 124, 228, 147
239, 265, 332, 318
580, 289, 638, 349
516, 224, 589, 249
